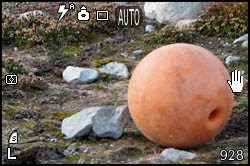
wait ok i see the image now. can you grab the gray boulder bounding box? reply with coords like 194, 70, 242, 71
148, 148, 196, 164
98, 62, 129, 78
61, 106, 129, 139
61, 107, 102, 138
144, 2, 209, 25
161, 148, 197, 163
62, 66, 98, 84
92, 105, 129, 139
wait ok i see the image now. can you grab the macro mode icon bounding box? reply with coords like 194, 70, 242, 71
5, 74, 18, 85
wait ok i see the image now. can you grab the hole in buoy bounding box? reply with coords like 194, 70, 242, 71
208, 108, 220, 122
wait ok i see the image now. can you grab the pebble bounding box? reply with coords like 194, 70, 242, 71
223, 42, 230, 47
78, 158, 85, 164
14, 47, 18, 51
63, 150, 71, 156
132, 49, 143, 55
67, 143, 77, 152
50, 138, 57, 143
145, 25, 154, 33
225, 56, 241, 65
161, 148, 197, 163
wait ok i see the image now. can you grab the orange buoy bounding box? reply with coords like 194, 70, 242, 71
128, 43, 234, 149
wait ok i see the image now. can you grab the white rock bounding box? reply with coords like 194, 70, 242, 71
92, 105, 129, 139
78, 158, 85, 164
18, 10, 43, 20
145, 25, 154, 33
14, 47, 18, 52
175, 19, 197, 30
223, 42, 230, 47
225, 56, 241, 65
61, 107, 102, 138
61, 106, 130, 139
121, 52, 128, 58
233, 34, 248, 44
241, 40, 248, 48
161, 148, 197, 163
98, 62, 129, 78
62, 66, 98, 84
144, 2, 209, 25
132, 49, 143, 55
67, 143, 77, 152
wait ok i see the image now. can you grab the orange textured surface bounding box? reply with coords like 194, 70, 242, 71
127, 43, 234, 149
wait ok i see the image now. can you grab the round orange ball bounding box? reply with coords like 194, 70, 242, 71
128, 43, 234, 149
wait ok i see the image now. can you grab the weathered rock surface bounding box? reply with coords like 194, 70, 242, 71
62, 66, 98, 84
98, 62, 129, 78
132, 49, 143, 55
61, 106, 129, 139
144, 2, 209, 25
149, 148, 197, 164
61, 107, 102, 138
92, 105, 129, 139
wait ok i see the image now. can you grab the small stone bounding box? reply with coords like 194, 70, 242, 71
62, 66, 98, 84
73, 54, 77, 57
225, 56, 241, 65
223, 42, 230, 47
209, 41, 212, 44
78, 158, 85, 164
160, 148, 197, 163
132, 49, 143, 55
50, 138, 57, 142
145, 25, 154, 33
67, 143, 77, 152
23, 118, 29, 122
79, 146, 87, 153
14, 47, 18, 51
62, 106, 129, 139
98, 62, 129, 78
241, 40, 248, 48
63, 150, 71, 156
45, 134, 53, 138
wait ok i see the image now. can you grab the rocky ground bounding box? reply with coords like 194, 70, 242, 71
2, 2, 248, 164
